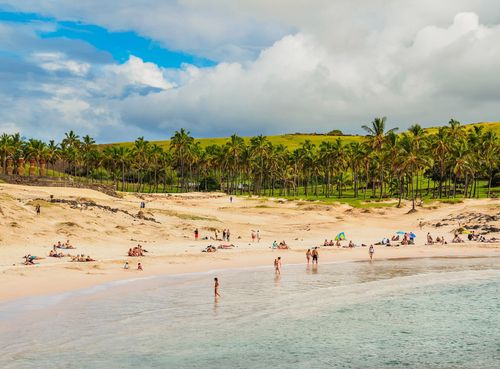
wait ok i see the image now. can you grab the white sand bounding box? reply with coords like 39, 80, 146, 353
0, 183, 498, 302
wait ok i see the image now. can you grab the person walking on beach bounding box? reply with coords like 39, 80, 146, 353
35, 204, 41, 215
230, 196, 233, 203
251, 230, 256, 243
214, 277, 220, 298
274, 257, 282, 274
369, 245, 374, 261
194, 228, 199, 241
257, 230, 261, 243
312, 248, 319, 264
306, 249, 311, 264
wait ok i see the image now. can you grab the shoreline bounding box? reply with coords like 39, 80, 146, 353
1, 245, 499, 305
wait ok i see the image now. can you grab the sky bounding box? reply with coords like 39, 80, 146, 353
0, 0, 499, 143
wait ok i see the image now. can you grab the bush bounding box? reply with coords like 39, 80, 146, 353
199, 176, 220, 191
91, 167, 111, 180
326, 129, 343, 136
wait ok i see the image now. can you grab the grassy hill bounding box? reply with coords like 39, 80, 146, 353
104, 121, 499, 150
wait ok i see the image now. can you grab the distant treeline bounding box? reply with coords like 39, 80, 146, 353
0, 118, 498, 208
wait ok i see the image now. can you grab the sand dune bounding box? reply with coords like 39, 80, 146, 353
0, 183, 498, 302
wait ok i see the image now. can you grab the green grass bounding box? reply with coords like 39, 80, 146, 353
102, 121, 499, 150
153, 209, 219, 222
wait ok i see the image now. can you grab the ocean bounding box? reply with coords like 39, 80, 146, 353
1, 257, 499, 369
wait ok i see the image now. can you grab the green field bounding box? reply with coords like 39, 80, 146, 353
103, 121, 499, 149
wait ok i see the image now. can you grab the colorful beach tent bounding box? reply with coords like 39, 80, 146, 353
335, 232, 346, 241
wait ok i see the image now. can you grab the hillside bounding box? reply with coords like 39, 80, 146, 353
103, 121, 499, 149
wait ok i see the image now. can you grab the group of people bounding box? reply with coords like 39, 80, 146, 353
49, 249, 69, 258
123, 261, 143, 270
251, 230, 261, 242
128, 245, 148, 257
52, 240, 75, 250
427, 232, 448, 245
70, 254, 95, 262
221, 229, 231, 242
272, 240, 288, 249
305, 248, 319, 264
322, 239, 340, 246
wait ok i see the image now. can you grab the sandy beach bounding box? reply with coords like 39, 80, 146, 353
1, 183, 498, 302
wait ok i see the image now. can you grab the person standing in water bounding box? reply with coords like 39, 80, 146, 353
369, 245, 375, 261
214, 277, 220, 298
274, 257, 282, 274
312, 248, 319, 264
306, 249, 311, 264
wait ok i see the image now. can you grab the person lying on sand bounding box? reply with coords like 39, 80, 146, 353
217, 244, 235, 249
49, 250, 69, 258
23, 255, 35, 265
70, 254, 95, 262
202, 245, 217, 252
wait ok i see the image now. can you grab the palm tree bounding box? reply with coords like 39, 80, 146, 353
362, 117, 398, 151
249, 135, 271, 195
362, 117, 398, 197
170, 128, 194, 191
481, 130, 499, 197
224, 134, 245, 194
0, 133, 13, 174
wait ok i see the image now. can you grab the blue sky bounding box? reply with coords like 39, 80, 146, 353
0, 10, 215, 68
0, 1, 499, 142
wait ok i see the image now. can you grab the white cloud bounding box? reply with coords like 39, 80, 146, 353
100, 55, 174, 95
1, 1, 500, 141
33, 52, 91, 76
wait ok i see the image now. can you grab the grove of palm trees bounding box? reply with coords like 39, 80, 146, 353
0, 119, 498, 206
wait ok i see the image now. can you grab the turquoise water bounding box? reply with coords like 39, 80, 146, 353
1, 257, 499, 369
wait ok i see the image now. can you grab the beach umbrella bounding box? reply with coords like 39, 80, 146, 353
335, 232, 346, 241
396, 231, 405, 235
